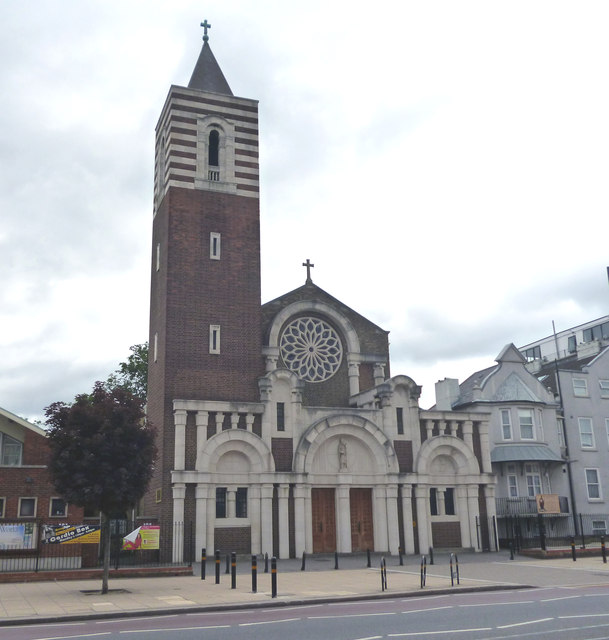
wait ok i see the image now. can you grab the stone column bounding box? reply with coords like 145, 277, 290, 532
304, 485, 313, 553
467, 484, 481, 551
414, 485, 431, 554
462, 420, 474, 449
425, 419, 434, 441
483, 484, 497, 551
336, 484, 352, 553
401, 484, 415, 555
278, 484, 290, 559
373, 486, 388, 552
206, 485, 216, 553
386, 484, 400, 555
347, 359, 360, 396
245, 413, 255, 432
260, 484, 274, 558
215, 412, 225, 434
195, 411, 208, 471
249, 485, 261, 554
195, 484, 208, 554
174, 410, 187, 471
478, 421, 492, 473
172, 483, 186, 563
373, 362, 386, 386
456, 486, 470, 549
293, 485, 306, 557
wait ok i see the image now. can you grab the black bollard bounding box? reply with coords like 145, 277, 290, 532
271, 556, 277, 598
201, 548, 206, 580
602, 536, 607, 564
334, 551, 339, 570
301, 551, 306, 571
455, 554, 460, 584
215, 549, 221, 584
383, 557, 388, 591
399, 546, 403, 566
571, 536, 577, 562
231, 552, 237, 589
450, 553, 454, 586
420, 555, 427, 588
429, 546, 434, 565
509, 542, 514, 560
367, 548, 371, 568
264, 552, 269, 573
251, 555, 257, 593
381, 557, 386, 591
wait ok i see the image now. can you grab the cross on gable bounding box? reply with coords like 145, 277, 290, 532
200, 19, 211, 42
302, 259, 315, 283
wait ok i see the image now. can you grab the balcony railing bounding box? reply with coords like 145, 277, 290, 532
496, 496, 570, 516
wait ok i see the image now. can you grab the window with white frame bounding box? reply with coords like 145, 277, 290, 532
500, 409, 512, 440
592, 519, 607, 535
507, 474, 518, 498
519, 409, 535, 440
210, 232, 221, 260
209, 325, 221, 354
573, 377, 588, 397
585, 468, 601, 500
578, 417, 595, 448
600, 380, 609, 399
49, 498, 67, 517
0, 432, 23, 466
525, 464, 542, 497
18, 497, 37, 517
557, 417, 565, 447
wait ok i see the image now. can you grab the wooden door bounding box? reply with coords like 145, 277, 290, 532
312, 488, 336, 553
350, 488, 374, 552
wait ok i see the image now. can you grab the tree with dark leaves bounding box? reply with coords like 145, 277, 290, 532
45, 382, 156, 594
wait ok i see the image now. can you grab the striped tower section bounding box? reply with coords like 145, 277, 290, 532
146, 43, 264, 536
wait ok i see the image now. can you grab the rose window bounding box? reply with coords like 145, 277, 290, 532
279, 316, 343, 383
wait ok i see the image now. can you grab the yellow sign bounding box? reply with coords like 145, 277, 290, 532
43, 524, 100, 544
122, 525, 160, 550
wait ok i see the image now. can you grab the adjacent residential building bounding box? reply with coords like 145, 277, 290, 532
520, 318, 609, 531
435, 345, 569, 546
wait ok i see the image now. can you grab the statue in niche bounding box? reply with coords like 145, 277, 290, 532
338, 438, 348, 471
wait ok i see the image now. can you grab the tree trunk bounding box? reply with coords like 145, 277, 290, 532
101, 512, 111, 594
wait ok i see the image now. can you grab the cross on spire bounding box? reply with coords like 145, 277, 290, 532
200, 19, 211, 42
302, 259, 315, 283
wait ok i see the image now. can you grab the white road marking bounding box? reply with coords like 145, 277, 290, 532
239, 617, 300, 626
496, 617, 553, 628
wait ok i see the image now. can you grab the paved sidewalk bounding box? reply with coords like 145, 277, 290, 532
1, 551, 608, 626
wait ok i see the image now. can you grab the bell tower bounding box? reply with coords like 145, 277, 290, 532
147, 23, 263, 524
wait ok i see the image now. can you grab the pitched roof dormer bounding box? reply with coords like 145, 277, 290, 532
496, 343, 527, 365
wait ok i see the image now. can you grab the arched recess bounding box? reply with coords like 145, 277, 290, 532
414, 436, 481, 478
200, 430, 275, 475
196, 115, 236, 185
294, 414, 399, 475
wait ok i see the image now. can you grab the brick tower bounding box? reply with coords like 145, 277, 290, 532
146, 25, 263, 534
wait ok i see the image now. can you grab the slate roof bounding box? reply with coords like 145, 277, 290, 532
188, 41, 233, 95
491, 444, 564, 463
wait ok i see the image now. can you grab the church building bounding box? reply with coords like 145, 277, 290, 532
145, 26, 497, 560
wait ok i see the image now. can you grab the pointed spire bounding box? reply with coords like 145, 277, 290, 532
188, 21, 233, 95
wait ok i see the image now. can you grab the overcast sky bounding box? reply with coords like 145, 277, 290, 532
2, 1, 608, 421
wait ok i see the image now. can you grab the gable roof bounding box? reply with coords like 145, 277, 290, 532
0, 406, 46, 437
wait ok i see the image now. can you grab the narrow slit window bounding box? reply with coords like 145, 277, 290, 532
210, 232, 221, 260
277, 402, 285, 431
396, 407, 404, 435
208, 130, 219, 166
156, 243, 161, 271
210, 325, 221, 354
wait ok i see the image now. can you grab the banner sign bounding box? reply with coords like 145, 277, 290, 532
42, 524, 101, 544
536, 494, 561, 514
122, 525, 160, 550
0, 524, 35, 549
